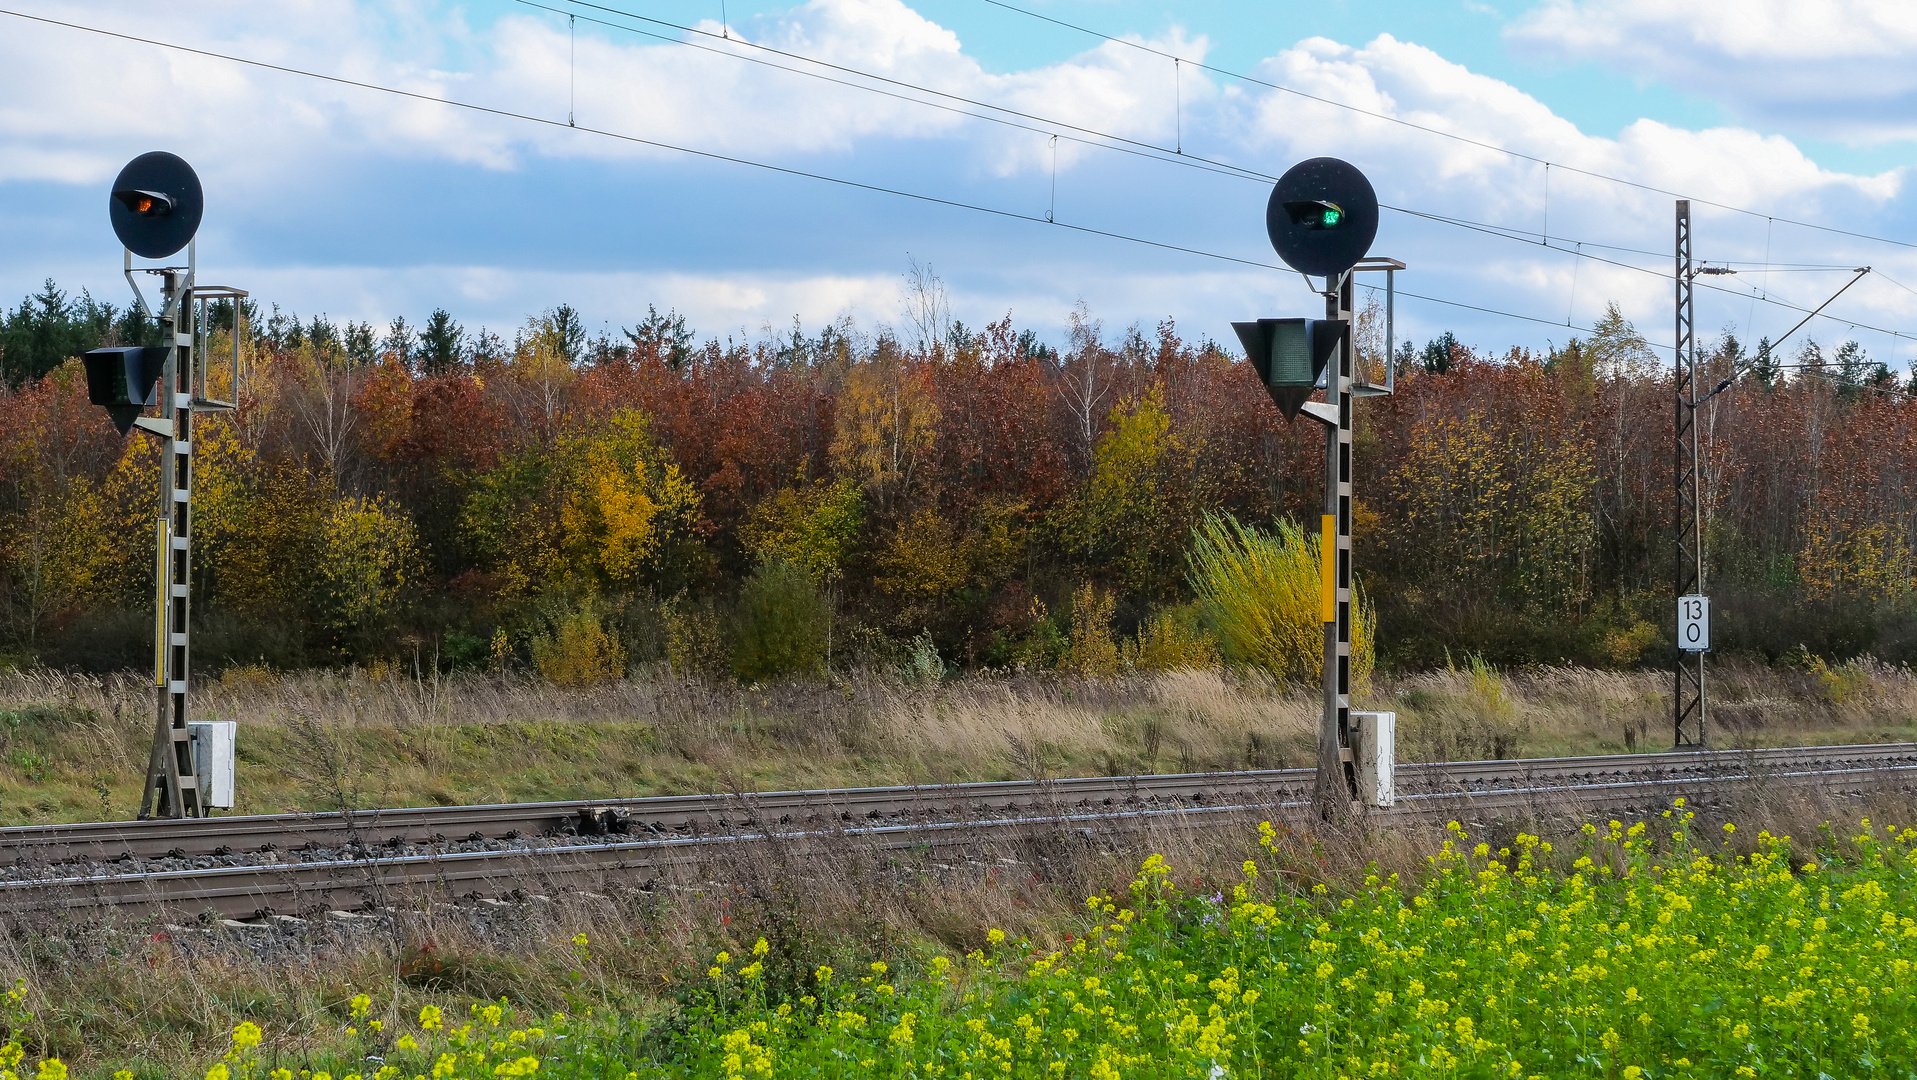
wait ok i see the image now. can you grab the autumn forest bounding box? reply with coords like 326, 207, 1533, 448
1, 276, 1913, 684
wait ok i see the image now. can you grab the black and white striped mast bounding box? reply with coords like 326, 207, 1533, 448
1234, 157, 1395, 819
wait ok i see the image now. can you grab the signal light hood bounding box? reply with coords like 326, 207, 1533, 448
113, 189, 175, 217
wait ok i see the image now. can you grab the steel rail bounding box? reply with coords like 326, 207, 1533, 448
1, 743, 1911, 863
3, 758, 1912, 919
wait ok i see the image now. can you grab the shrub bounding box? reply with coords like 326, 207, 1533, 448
1062, 582, 1121, 676
1125, 603, 1220, 672
531, 608, 626, 686
1598, 617, 1660, 666
1188, 512, 1374, 686
731, 559, 829, 683
663, 593, 728, 678
1462, 649, 1514, 720
904, 630, 945, 683
315, 493, 420, 639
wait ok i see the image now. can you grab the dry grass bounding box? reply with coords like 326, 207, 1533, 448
1388, 656, 1917, 762
0, 658, 1909, 825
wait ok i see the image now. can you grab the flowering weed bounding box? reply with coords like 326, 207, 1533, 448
33, 809, 1917, 1079
643, 810, 1917, 1078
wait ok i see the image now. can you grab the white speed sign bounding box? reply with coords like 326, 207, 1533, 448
1678, 594, 1710, 652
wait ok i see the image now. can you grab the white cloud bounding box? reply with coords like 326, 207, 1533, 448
2, 1, 1913, 365
214, 263, 907, 342
490, 0, 1209, 176
1219, 32, 1916, 352
0, 1, 526, 185
1507, 0, 1917, 143
0, 0, 1210, 183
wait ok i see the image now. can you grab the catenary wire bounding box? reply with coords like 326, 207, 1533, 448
539, 0, 1884, 278
1, 8, 1901, 358
533, 0, 1276, 184
1873, 270, 1917, 301
1388, 206, 1917, 344
0, 7, 1295, 276
536, 0, 1911, 323
514, 0, 1266, 186
973, 0, 1917, 254
0, 6, 1657, 343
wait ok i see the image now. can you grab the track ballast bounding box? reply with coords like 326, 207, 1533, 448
1, 742, 1911, 918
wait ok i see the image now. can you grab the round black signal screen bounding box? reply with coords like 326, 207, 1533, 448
109, 151, 204, 259
1265, 157, 1378, 279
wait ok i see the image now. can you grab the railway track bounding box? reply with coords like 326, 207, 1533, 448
0, 742, 1911, 919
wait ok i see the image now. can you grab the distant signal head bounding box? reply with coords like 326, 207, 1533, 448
108, 151, 202, 259
1266, 158, 1378, 279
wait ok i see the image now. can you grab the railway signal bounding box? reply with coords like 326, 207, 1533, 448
1234, 157, 1401, 818
82, 151, 247, 819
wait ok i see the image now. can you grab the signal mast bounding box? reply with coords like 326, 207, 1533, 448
1233, 158, 1403, 818
82, 152, 246, 819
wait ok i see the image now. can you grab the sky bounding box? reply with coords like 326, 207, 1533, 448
2, 0, 1915, 367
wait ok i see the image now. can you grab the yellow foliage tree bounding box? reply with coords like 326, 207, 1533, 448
1063, 581, 1121, 677
0, 476, 115, 646
1799, 515, 1913, 602
874, 505, 972, 633
510, 309, 582, 436
464, 408, 702, 598
1054, 387, 1196, 598
1126, 605, 1221, 672
1394, 410, 1594, 613
215, 466, 329, 615
178, 414, 278, 610
830, 352, 937, 510
533, 607, 627, 686
559, 410, 703, 588
316, 494, 420, 636
745, 477, 864, 582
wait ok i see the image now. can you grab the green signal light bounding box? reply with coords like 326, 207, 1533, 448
1281, 198, 1348, 232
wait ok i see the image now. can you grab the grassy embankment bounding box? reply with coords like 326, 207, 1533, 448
0, 658, 1913, 825
0, 787, 1914, 1078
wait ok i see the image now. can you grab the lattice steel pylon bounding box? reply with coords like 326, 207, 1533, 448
133, 262, 246, 819
1673, 200, 1706, 748
138, 265, 206, 819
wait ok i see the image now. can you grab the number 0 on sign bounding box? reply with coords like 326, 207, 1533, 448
1678, 594, 1710, 652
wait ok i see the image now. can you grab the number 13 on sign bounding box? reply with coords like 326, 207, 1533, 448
1678, 594, 1709, 652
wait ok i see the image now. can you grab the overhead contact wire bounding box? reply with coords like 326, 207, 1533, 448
973, 0, 1917, 252
4, 9, 1904, 353
0, 8, 1290, 275
535, 0, 1277, 184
